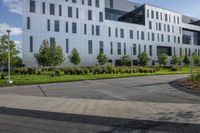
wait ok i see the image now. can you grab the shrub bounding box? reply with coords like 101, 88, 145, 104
15, 67, 28, 74
171, 66, 181, 71
83, 68, 89, 75
107, 66, 113, 74
28, 68, 36, 74
55, 70, 61, 76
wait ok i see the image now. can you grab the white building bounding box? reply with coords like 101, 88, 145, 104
22, 0, 200, 67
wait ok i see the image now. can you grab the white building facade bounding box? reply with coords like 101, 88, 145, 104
22, 0, 200, 67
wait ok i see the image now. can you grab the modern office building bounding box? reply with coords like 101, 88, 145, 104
22, 0, 200, 67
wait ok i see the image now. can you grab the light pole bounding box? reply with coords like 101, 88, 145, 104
131, 46, 133, 77
6, 30, 12, 84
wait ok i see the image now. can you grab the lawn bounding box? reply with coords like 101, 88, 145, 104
0, 66, 199, 87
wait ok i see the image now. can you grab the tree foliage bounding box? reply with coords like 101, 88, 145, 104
138, 52, 149, 66
183, 55, 190, 66
120, 55, 130, 66
68, 48, 81, 65
34, 40, 65, 76
97, 53, 108, 65
192, 52, 200, 66
171, 55, 180, 65
157, 53, 168, 66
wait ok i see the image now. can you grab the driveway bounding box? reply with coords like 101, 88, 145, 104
0, 74, 200, 103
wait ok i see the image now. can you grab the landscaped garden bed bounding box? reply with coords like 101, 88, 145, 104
0, 66, 198, 87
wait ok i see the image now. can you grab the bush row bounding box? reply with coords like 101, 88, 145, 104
14, 66, 160, 75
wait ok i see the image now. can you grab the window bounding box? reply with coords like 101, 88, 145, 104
149, 21, 152, 29
115, 28, 118, 37
66, 22, 68, 33
84, 24, 87, 34
133, 44, 136, 55
108, 27, 111, 37
50, 37, 55, 45
160, 13, 162, 20
149, 45, 152, 56
168, 35, 170, 43
72, 0, 76, 3
120, 29, 124, 38
117, 42, 121, 55
27, 17, 30, 29
42, 2, 45, 14
30, 36, 33, 52
156, 11, 159, 19
110, 0, 113, 8
139, 44, 141, 54
59, 5, 62, 16
72, 22, 77, 33
47, 19, 50, 31
148, 32, 150, 40
159, 23, 161, 31
76, 8, 79, 18
50, 4, 55, 15
151, 10, 154, 18
95, 0, 100, 7
124, 43, 126, 55
99, 12, 103, 22
174, 36, 176, 43
157, 34, 160, 42
152, 33, 155, 41
54, 20, 59, 32
96, 25, 100, 36
167, 25, 170, 32
30, 0, 35, 13
147, 9, 149, 18
161, 34, 164, 42
99, 41, 104, 53
88, 40, 93, 54
92, 25, 94, 35
68, 7, 72, 17
130, 30, 133, 39
88, 10, 92, 20
137, 31, 139, 40
141, 31, 145, 40
88, 0, 92, 6
82, 0, 84, 5
177, 17, 180, 24
165, 14, 168, 21
66, 39, 69, 53
144, 45, 146, 53
110, 42, 113, 55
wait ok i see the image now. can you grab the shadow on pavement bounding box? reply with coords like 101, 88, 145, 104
0, 107, 200, 133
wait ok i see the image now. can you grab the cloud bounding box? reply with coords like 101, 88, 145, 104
2, 0, 22, 15
0, 23, 22, 36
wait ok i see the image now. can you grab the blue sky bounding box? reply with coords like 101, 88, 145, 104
0, 0, 200, 49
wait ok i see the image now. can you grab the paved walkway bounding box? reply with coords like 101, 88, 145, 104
0, 74, 200, 132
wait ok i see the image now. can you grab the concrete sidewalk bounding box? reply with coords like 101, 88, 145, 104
0, 94, 200, 125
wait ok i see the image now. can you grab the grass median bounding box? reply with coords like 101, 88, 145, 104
0, 66, 199, 87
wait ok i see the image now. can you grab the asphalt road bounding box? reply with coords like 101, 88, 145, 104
1, 74, 200, 133
0, 74, 200, 103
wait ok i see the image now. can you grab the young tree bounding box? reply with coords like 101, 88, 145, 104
183, 54, 190, 66
97, 53, 108, 65
0, 35, 21, 79
179, 48, 185, 66
138, 52, 149, 66
171, 55, 180, 65
34, 40, 65, 76
192, 52, 200, 66
157, 53, 168, 66
120, 55, 130, 66
68, 48, 81, 65
34, 40, 50, 68
48, 44, 65, 75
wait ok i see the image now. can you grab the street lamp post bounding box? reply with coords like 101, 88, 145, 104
6, 30, 12, 84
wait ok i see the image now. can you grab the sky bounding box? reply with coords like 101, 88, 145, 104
0, 0, 200, 54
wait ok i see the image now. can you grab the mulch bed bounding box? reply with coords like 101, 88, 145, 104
177, 78, 200, 91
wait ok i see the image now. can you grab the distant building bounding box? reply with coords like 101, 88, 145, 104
22, 0, 200, 66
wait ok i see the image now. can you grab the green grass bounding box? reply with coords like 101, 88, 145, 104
0, 66, 199, 87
